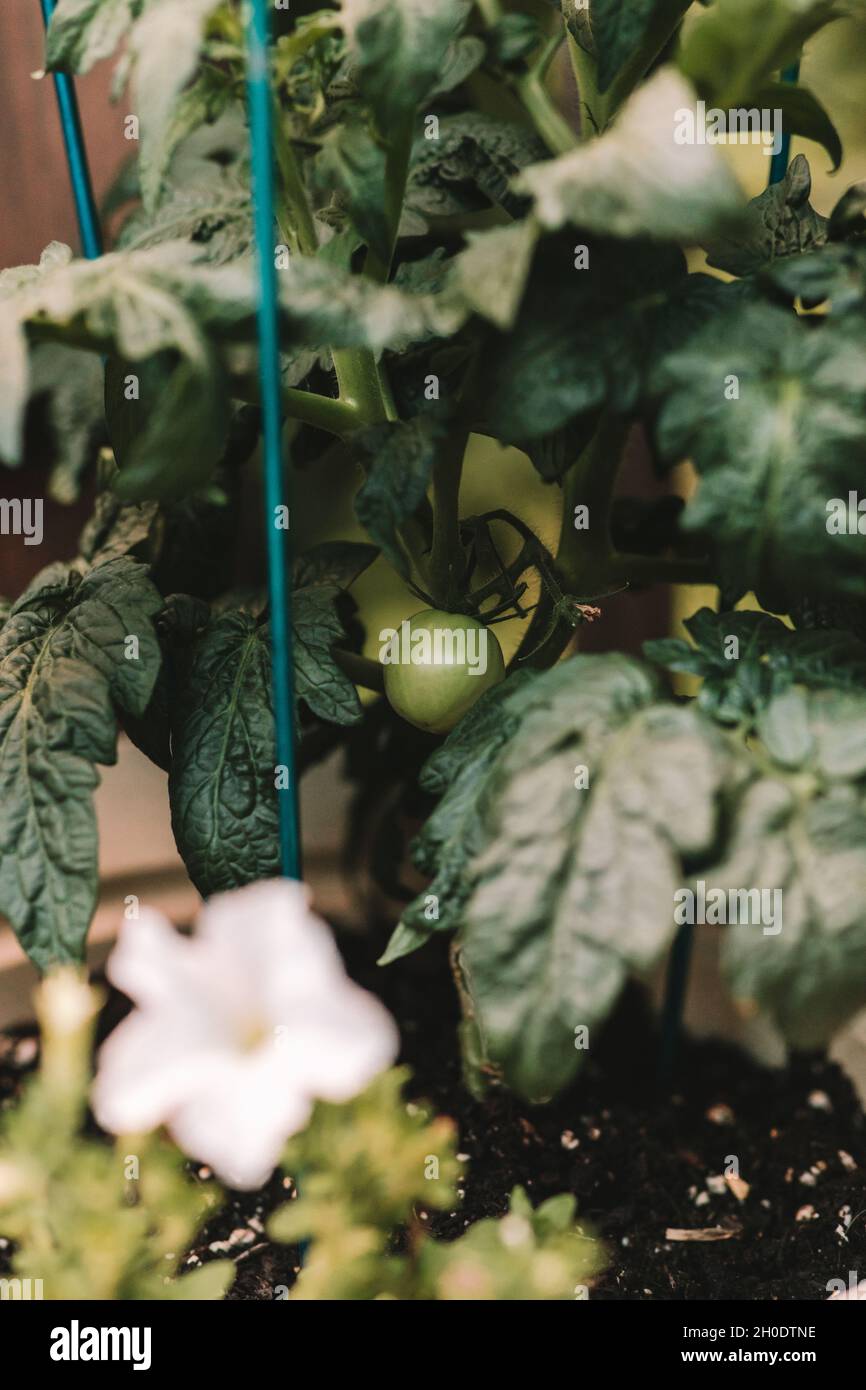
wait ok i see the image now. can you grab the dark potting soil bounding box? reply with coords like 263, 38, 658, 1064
1, 922, 864, 1301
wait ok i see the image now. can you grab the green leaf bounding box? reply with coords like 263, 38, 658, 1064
314, 122, 391, 264
169, 609, 281, 896
137, 64, 235, 214
292, 583, 364, 726
652, 304, 866, 608
353, 416, 442, 577
406, 112, 545, 222
104, 348, 231, 503
45, 0, 134, 73
78, 492, 159, 569
476, 231, 696, 444
679, 0, 842, 107
704, 154, 828, 277
454, 219, 538, 332
718, 689, 866, 1047
459, 660, 739, 1098
828, 179, 866, 240
754, 82, 842, 173
0, 241, 229, 468
116, 175, 253, 265
516, 67, 746, 245
340, 0, 468, 130
645, 607, 866, 727
0, 558, 161, 968
763, 240, 866, 316
430, 34, 486, 95
295, 540, 378, 590
170, 1260, 235, 1300
28, 343, 105, 503
590, 0, 690, 93
130, 0, 224, 208
420, 1184, 604, 1300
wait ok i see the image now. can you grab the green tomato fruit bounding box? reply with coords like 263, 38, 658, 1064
382, 609, 505, 734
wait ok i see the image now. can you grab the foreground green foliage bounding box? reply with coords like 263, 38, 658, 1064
269, 1069, 603, 1299
2, 0, 866, 1103
0, 981, 602, 1301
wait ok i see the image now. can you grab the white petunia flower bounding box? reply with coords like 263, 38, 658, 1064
92, 880, 399, 1189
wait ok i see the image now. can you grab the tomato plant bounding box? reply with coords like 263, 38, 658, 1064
2, 0, 866, 1108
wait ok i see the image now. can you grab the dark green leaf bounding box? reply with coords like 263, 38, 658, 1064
590, 0, 690, 92
407, 113, 545, 222
169, 609, 280, 896
829, 179, 866, 240
294, 541, 379, 590
341, 0, 468, 130
105, 349, 230, 504
763, 241, 866, 316
353, 416, 442, 577
755, 82, 842, 173
292, 584, 364, 726
0, 558, 161, 968
314, 123, 391, 264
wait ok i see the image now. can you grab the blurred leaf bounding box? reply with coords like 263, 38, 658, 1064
420, 1185, 604, 1300
45, 0, 134, 73
105, 349, 231, 503
590, 0, 691, 92
645, 607, 866, 726
516, 67, 746, 244
340, 0, 468, 131
679, 0, 842, 106
719, 689, 866, 1047
755, 82, 842, 172
407, 112, 545, 222
455, 219, 538, 331
652, 305, 866, 607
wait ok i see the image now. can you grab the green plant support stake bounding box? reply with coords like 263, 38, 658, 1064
245, 0, 302, 880
38, 0, 102, 259
658, 63, 801, 1087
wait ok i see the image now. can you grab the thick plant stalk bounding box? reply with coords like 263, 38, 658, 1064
39, 0, 102, 258
245, 0, 302, 879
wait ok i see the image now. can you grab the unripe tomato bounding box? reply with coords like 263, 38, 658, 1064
382, 609, 505, 734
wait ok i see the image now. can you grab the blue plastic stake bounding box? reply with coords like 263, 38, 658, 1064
768, 61, 801, 186
39, 0, 103, 259
245, 0, 302, 880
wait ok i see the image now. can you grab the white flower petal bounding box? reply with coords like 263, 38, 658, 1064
270, 989, 399, 1103
167, 1049, 313, 1189
92, 880, 399, 1184
92, 1012, 231, 1134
